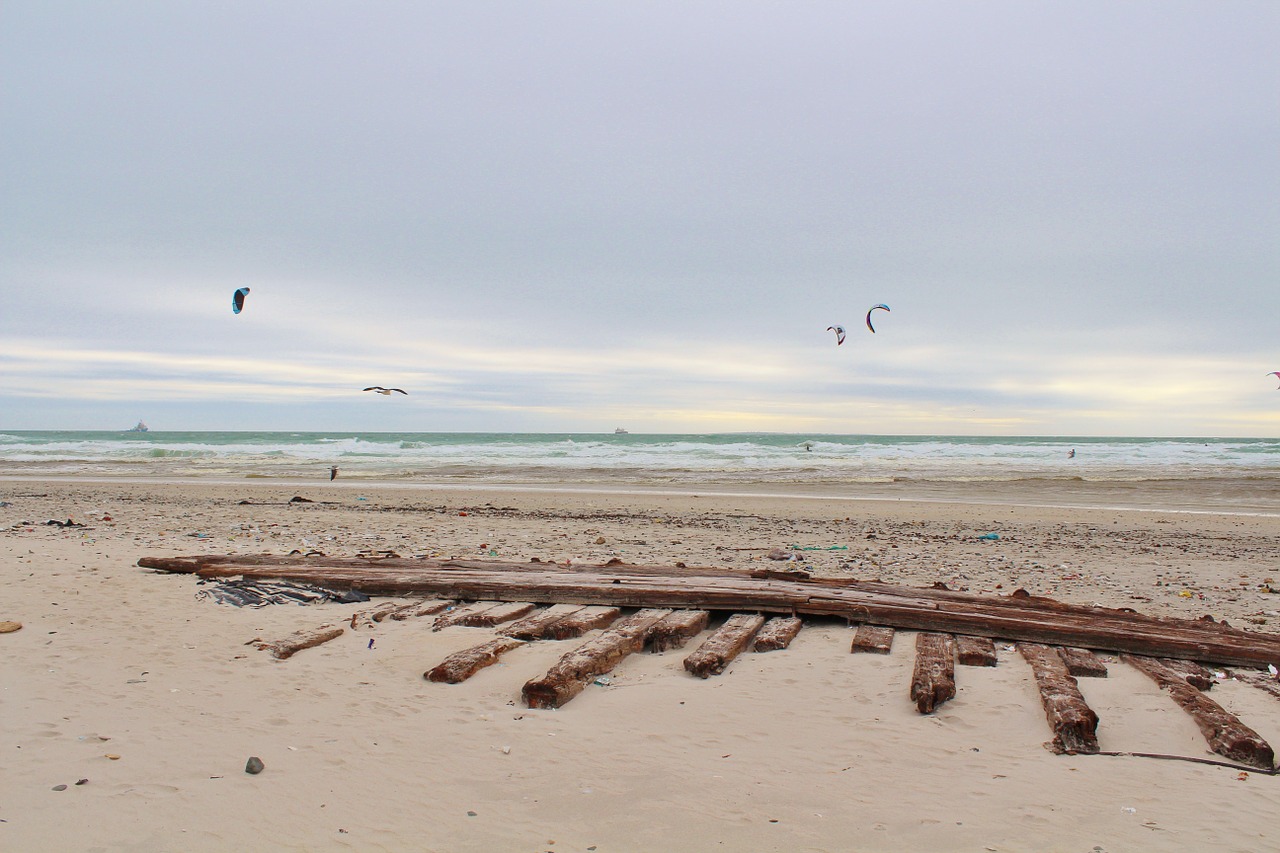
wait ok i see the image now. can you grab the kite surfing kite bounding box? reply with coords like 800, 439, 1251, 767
865, 304, 890, 333
827, 325, 847, 346
232, 287, 250, 314
1269, 371, 1280, 389
363, 386, 408, 395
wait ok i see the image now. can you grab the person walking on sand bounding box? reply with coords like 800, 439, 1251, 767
329, 466, 339, 481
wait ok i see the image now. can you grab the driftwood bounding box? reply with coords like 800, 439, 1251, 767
911, 633, 956, 714
956, 635, 998, 667
1017, 643, 1100, 754
684, 614, 766, 678
1158, 658, 1216, 690
1057, 647, 1108, 678
500, 604, 585, 639
138, 553, 1280, 667
390, 599, 455, 620
254, 625, 344, 660
540, 605, 622, 640
1124, 655, 1275, 770
457, 601, 537, 627
425, 637, 526, 684
753, 616, 803, 652
649, 610, 710, 652
851, 625, 895, 654
522, 609, 671, 709
1234, 669, 1280, 701
433, 601, 502, 630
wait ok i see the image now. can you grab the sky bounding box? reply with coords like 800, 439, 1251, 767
1, 2, 1278, 436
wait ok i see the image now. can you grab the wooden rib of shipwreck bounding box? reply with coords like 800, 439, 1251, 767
911, 633, 956, 714
1017, 643, 1099, 755
138, 553, 1280, 668
753, 616, 803, 652
956, 635, 997, 667
684, 614, 766, 678
650, 610, 710, 653
522, 609, 670, 709
425, 637, 525, 684
1124, 654, 1275, 769
1057, 647, 1108, 678
851, 624, 895, 654
254, 625, 344, 660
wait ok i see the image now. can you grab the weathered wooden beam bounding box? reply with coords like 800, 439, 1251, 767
1158, 658, 1216, 690
1234, 669, 1280, 701
138, 553, 1280, 667
1017, 643, 1100, 755
522, 609, 671, 709
456, 601, 536, 628
1057, 647, 1108, 678
425, 637, 526, 684
649, 610, 709, 653
851, 624, 895, 654
541, 605, 622, 640
753, 616, 803, 652
254, 625, 344, 660
1124, 655, 1275, 770
432, 601, 501, 630
956, 635, 998, 667
911, 633, 956, 714
390, 599, 455, 620
684, 614, 766, 678
500, 604, 585, 639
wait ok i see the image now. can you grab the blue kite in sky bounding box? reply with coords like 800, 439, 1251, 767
232, 287, 250, 314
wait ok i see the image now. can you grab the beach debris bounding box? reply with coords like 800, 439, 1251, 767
194, 578, 360, 608
500, 604, 587, 639
865, 303, 890, 333
0, 621, 22, 634
956, 635, 998, 667
389, 599, 455, 621
45, 518, 85, 528
766, 549, 796, 561
362, 386, 408, 395
752, 616, 804, 652
231, 287, 250, 314
1057, 647, 1108, 678
851, 625, 895, 654
288, 495, 313, 503
593, 676, 612, 686
1158, 658, 1217, 690
522, 609, 671, 709
978, 533, 1000, 541
911, 633, 957, 714
253, 625, 345, 660
1124, 654, 1275, 769
827, 325, 846, 345
426, 637, 526, 684
245, 756, 264, 775
648, 609, 710, 653
367, 638, 375, 649
1018, 642, 1100, 754
105, 754, 121, 760
52, 784, 67, 791
75, 779, 88, 785
684, 613, 766, 678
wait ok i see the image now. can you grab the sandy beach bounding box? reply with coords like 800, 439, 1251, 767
5, 476, 1280, 852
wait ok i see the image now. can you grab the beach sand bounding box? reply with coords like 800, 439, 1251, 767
4, 477, 1280, 852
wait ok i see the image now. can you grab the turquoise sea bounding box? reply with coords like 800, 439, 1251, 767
1, 431, 1278, 487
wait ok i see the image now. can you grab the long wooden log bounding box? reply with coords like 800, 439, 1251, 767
138, 554, 1280, 667
753, 616, 803, 652
522, 609, 671, 709
1234, 669, 1280, 701
500, 604, 585, 639
425, 637, 526, 684
956, 635, 997, 667
650, 610, 709, 652
1017, 643, 1099, 754
254, 625, 344, 660
457, 601, 536, 627
390, 599, 455, 620
433, 601, 501, 630
684, 614, 766, 678
911, 633, 956, 714
1057, 647, 1108, 678
851, 625, 895, 654
1124, 655, 1275, 770
1158, 658, 1216, 690
541, 605, 622, 640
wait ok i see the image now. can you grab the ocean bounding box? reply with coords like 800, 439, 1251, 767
1, 431, 1277, 488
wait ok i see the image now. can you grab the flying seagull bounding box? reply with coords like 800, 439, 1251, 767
362, 387, 408, 395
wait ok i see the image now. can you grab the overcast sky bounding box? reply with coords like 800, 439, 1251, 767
2, 2, 1277, 435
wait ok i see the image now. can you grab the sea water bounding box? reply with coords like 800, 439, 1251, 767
1, 431, 1277, 487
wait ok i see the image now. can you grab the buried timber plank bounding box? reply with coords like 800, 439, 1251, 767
138, 554, 1280, 667
1158, 658, 1217, 690
1124, 654, 1275, 770
1017, 643, 1100, 755
956, 635, 998, 667
753, 616, 804, 652
911, 633, 956, 714
684, 614, 766, 678
541, 605, 622, 640
433, 601, 502, 630
425, 637, 526, 684
500, 604, 585, 639
1057, 647, 1108, 678
650, 610, 710, 652
390, 599, 455, 620
457, 601, 537, 628
851, 624, 895, 655
254, 625, 344, 660
522, 609, 671, 709
1233, 669, 1280, 701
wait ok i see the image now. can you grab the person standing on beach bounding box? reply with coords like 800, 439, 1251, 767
329, 466, 339, 480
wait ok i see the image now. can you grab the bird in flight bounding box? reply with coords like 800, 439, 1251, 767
362, 386, 408, 395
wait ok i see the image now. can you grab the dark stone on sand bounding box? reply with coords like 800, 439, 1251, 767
52, 784, 67, 791
245, 756, 264, 774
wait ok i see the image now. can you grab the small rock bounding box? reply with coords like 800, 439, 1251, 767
594, 536, 607, 545
75, 779, 89, 785
52, 784, 67, 791
0, 621, 21, 634
245, 756, 264, 775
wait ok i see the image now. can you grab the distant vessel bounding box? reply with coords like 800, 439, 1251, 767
614, 427, 629, 435
128, 421, 149, 433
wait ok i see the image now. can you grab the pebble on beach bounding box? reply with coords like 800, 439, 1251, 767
245, 756, 265, 775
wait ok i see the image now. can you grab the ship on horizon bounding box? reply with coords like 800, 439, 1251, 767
127, 420, 149, 433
